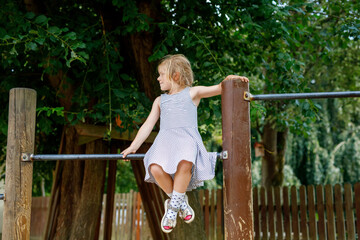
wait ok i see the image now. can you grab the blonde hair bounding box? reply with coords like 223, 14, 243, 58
158, 54, 194, 88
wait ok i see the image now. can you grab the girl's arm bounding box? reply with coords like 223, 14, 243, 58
190, 75, 249, 105
121, 96, 161, 157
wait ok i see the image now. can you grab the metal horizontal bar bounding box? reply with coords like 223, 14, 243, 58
31, 153, 145, 161
244, 91, 360, 101
30, 152, 223, 161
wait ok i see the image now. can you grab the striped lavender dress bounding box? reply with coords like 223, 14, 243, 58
144, 87, 217, 191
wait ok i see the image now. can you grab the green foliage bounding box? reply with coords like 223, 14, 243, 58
0, 0, 359, 193
115, 161, 138, 193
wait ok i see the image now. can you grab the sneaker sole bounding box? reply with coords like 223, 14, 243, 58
183, 196, 195, 224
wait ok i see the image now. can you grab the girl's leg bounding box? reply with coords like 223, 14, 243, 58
173, 160, 193, 192
161, 160, 194, 232
149, 164, 173, 194
173, 160, 195, 223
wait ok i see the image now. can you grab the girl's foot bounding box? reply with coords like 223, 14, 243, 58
161, 199, 179, 233
179, 195, 195, 223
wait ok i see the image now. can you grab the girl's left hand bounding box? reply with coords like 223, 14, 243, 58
223, 75, 249, 82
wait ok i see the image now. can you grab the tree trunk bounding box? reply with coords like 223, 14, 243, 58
122, 1, 162, 101
123, 1, 206, 239
43, 0, 207, 238
45, 128, 107, 240
261, 118, 288, 188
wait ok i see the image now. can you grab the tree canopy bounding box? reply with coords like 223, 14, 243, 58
1, 0, 359, 192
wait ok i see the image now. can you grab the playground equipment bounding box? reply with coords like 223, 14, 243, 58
2, 81, 360, 239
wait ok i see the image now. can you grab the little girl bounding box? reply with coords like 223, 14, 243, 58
121, 54, 249, 233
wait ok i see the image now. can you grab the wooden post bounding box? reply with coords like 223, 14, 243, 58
2, 88, 37, 239
221, 80, 253, 239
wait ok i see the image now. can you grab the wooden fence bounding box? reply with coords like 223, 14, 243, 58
30, 183, 360, 240
98, 189, 223, 240
253, 183, 360, 240
98, 190, 152, 240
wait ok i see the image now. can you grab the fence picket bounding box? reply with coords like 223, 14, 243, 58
267, 187, 275, 240
291, 186, 300, 240
299, 186, 308, 240
325, 184, 336, 240
120, 193, 124, 240
210, 189, 214, 240
261, 186, 268, 240
99, 194, 106, 239
29, 183, 360, 240
274, 186, 283, 240
132, 191, 137, 240
253, 187, 260, 240
205, 189, 210, 238
112, 193, 117, 239
282, 186, 291, 240
355, 183, 360, 239
334, 184, 345, 240
344, 183, 355, 240
316, 185, 326, 240
216, 189, 223, 240
307, 185, 317, 240
126, 190, 132, 240
136, 192, 141, 240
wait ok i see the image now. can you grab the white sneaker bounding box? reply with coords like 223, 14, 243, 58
161, 199, 178, 233
179, 195, 195, 224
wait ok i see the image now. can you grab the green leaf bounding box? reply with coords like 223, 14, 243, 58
64, 32, 77, 40
67, 113, 74, 122
94, 83, 107, 91
25, 12, 35, 19
29, 29, 38, 35
71, 51, 77, 58
120, 74, 130, 80
113, 89, 128, 98
78, 51, 89, 59
34, 15, 48, 25
9, 46, 18, 55
35, 38, 45, 45
72, 42, 86, 49
25, 42, 38, 51
179, 16, 187, 24
203, 62, 212, 67
48, 26, 61, 34
2, 35, 11, 40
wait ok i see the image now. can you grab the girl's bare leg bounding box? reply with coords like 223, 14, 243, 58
173, 160, 193, 193
150, 164, 173, 194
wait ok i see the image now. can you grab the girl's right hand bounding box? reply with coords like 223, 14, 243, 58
121, 146, 137, 158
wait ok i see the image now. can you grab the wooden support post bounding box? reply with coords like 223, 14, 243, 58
221, 80, 253, 239
2, 88, 37, 239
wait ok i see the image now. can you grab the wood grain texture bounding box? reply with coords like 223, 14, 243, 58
282, 187, 291, 240
334, 184, 345, 240
316, 185, 326, 240
291, 186, 299, 240
274, 187, 283, 240
344, 183, 355, 240
325, 185, 336, 240
307, 185, 317, 240
267, 188, 275, 240
3, 88, 37, 240
221, 80, 253, 240
355, 183, 360, 239
253, 187, 260, 240
299, 186, 308, 240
